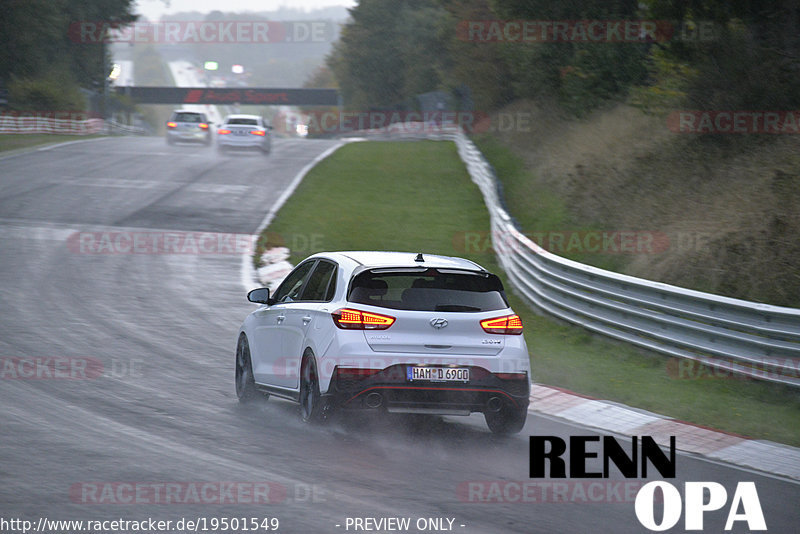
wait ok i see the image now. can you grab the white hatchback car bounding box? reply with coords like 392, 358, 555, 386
217, 114, 271, 154
236, 251, 531, 434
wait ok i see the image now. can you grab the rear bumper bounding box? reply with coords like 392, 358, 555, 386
218, 136, 269, 149
167, 130, 210, 142
326, 364, 529, 415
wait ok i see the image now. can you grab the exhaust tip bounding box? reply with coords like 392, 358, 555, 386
365, 392, 383, 409
486, 396, 503, 413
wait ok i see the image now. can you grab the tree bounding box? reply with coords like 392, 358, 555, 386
491, 0, 648, 115
329, 0, 448, 110
642, 0, 800, 110
439, 0, 515, 111
0, 0, 66, 80
0, 0, 136, 109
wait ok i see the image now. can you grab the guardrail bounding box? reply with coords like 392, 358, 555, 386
107, 119, 147, 135
445, 129, 800, 387
0, 114, 104, 135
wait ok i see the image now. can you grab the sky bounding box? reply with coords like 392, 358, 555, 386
135, 0, 357, 20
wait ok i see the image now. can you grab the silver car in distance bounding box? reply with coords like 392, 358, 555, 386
236, 251, 531, 434
165, 110, 212, 146
217, 114, 271, 154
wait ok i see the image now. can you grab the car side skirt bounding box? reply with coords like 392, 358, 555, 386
255, 383, 300, 403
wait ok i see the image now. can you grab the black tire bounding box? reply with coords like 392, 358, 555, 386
166, 136, 174, 145
299, 353, 327, 423
235, 335, 262, 403
484, 401, 527, 434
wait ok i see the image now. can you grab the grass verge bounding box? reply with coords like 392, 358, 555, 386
259, 140, 800, 446
0, 134, 103, 153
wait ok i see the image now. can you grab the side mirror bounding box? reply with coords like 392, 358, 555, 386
247, 287, 271, 304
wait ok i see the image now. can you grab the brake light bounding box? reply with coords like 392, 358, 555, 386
199, 123, 209, 129
332, 308, 395, 330
480, 314, 523, 335
249, 130, 266, 136
217, 129, 231, 135
166, 122, 177, 128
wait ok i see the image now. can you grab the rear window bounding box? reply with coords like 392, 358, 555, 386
227, 118, 259, 126
173, 112, 205, 123
348, 268, 508, 312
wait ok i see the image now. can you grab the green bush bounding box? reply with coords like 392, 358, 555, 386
560, 44, 648, 116
684, 24, 800, 111
630, 47, 694, 114
8, 74, 86, 111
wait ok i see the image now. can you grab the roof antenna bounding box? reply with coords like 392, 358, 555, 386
414, 253, 424, 262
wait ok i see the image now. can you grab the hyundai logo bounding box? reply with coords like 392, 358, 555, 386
430, 318, 448, 329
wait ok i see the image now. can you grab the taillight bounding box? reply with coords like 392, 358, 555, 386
166, 121, 177, 128
332, 308, 395, 330
217, 129, 231, 135
249, 130, 266, 136
199, 123, 209, 129
480, 314, 523, 335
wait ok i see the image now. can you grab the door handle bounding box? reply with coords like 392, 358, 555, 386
302, 315, 312, 325
276, 315, 285, 323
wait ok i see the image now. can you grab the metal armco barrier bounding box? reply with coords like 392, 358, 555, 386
443, 128, 800, 387
107, 119, 147, 135
0, 115, 104, 135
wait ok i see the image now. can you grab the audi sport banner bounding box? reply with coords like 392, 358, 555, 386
116, 87, 339, 106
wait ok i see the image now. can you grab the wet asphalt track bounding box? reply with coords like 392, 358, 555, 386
0, 136, 797, 534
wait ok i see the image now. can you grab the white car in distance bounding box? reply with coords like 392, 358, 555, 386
217, 114, 271, 154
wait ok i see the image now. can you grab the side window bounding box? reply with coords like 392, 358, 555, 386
272, 261, 315, 303
324, 268, 337, 301
301, 261, 337, 302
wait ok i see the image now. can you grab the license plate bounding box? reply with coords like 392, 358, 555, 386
407, 366, 469, 382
